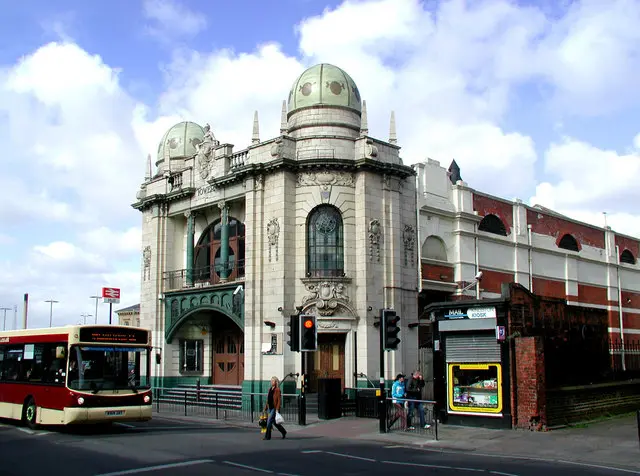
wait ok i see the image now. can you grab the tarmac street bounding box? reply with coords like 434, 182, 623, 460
1, 416, 639, 476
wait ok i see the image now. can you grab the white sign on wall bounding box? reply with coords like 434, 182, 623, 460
467, 307, 497, 319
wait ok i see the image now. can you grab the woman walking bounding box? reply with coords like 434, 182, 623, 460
263, 376, 287, 440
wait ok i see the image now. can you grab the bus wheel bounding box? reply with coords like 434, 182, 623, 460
23, 398, 38, 430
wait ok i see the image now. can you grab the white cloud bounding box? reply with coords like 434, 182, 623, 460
142, 0, 207, 41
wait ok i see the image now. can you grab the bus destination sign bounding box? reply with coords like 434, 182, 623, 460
79, 327, 148, 345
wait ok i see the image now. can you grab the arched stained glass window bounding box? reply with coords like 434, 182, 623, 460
193, 217, 245, 284
307, 205, 344, 277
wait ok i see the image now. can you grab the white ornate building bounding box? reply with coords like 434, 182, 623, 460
133, 64, 419, 393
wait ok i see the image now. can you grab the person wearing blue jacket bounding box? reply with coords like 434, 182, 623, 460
389, 374, 406, 429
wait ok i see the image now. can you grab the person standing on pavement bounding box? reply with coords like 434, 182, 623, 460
263, 376, 287, 440
389, 374, 406, 429
406, 370, 429, 430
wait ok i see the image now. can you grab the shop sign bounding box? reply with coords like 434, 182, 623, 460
443, 306, 497, 320
495, 325, 506, 341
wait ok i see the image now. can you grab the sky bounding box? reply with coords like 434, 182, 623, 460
1, 0, 640, 329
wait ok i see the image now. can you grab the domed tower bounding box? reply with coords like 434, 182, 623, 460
287, 63, 362, 139
156, 121, 205, 174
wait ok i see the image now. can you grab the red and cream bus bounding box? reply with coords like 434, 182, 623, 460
0, 325, 153, 428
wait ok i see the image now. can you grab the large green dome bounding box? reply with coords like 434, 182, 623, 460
157, 121, 205, 164
287, 64, 362, 116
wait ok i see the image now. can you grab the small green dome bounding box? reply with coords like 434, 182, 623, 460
287, 64, 362, 115
157, 121, 205, 164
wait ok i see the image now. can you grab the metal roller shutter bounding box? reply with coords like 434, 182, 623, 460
445, 334, 500, 363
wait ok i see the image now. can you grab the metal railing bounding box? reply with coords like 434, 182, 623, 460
385, 397, 438, 440
163, 263, 246, 291
152, 387, 299, 424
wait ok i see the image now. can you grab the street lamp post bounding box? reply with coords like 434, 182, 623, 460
44, 299, 59, 327
0, 307, 10, 331
90, 295, 101, 324
80, 313, 92, 325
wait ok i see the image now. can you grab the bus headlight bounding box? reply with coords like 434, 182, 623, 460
143, 395, 151, 403
77, 397, 85, 405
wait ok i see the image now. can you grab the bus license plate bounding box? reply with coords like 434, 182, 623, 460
105, 410, 125, 416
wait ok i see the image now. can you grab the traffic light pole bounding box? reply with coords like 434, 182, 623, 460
299, 350, 306, 426
379, 308, 386, 433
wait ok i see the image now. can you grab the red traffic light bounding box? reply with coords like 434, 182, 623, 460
303, 318, 314, 329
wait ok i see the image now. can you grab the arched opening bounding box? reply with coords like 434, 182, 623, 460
478, 214, 507, 236
558, 234, 580, 252
620, 249, 636, 265
193, 217, 245, 284
307, 205, 344, 277
422, 235, 447, 261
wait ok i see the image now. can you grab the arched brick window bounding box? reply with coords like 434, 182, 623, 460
194, 217, 246, 284
620, 249, 636, 265
307, 205, 344, 277
478, 214, 507, 236
558, 234, 579, 252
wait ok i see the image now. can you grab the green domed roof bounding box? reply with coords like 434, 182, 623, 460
157, 121, 205, 163
287, 64, 362, 115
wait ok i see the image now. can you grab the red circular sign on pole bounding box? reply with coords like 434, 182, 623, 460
303, 319, 314, 329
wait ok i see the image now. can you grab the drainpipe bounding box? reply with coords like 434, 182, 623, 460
475, 223, 480, 299
615, 245, 626, 371
527, 225, 533, 292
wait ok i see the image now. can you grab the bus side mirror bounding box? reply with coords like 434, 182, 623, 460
155, 353, 161, 365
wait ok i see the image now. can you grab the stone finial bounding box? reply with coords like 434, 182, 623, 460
360, 100, 369, 135
145, 153, 152, 181
448, 159, 462, 184
389, 111, 397, 144
280, 100, 288, 135
252, 111, 260, 144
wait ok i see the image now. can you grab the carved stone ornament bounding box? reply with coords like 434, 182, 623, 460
296, 171, 355, 189
195, 123, 218, 180
368, 219, 382, 262
270, 138, 283, 157
255, 174, 264, 190
142, 246, 152, 281
365, 138, 378, 158
302, 282, 350, 316
402, 224, 416, 266
266, 217, 280, 262
317, 320, 340, 329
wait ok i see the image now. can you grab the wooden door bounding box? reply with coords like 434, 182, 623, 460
213, 330, 244, 385
308, 333, 345, 393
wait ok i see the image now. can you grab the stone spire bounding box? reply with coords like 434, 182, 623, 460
389, 111, 397, 145
448, 159, 462, 184
360, 100, 369, 135
252, 111, 260, 144
280, 100, 288, 135
145, 153, 152, 181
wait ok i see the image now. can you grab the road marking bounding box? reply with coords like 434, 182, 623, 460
325, 451, 376, 462
114, 423, 136, 429
490, 471, 520, 476
300, 450, 322, 453
93, 459, 215, 476
16, 427, 50, 436
556, 460, 640, 475
382, 460, 490, 472
223, 461, 273, 473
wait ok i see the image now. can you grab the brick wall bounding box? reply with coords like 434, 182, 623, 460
473, 194, 513, 231
526, 209, 605, 249
514, 336, 546, 430
421, 262, 454, 282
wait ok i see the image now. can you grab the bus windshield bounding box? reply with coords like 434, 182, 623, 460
67, 345, 150, 392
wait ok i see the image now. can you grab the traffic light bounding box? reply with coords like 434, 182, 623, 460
287, 314, 300, 352
300, 315, 317, 351
382, 309, 400, 351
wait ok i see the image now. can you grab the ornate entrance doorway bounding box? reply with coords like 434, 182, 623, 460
308, 333, 346, 392
213, 328, 244, 385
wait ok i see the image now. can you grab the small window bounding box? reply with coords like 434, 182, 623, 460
179, 339, 203, 373
620, 249, 636, 265
478, 214, 507, 236
558, 234, 579, 252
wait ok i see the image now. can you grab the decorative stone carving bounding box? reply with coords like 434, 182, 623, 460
255, 174, 264, 190
302, 281, 350, 316
142, 246, 152, 280
195, 123, 218, 180
365, 138, 378, 158
296, 171, 355, 188
270, 137, 283, 157
317, 320, 339, 329
368, 219, 382, 262
266, 217, 280, 262
402, 224, 416, 266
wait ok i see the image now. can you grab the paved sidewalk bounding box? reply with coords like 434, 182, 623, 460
153, 411, 640, 472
